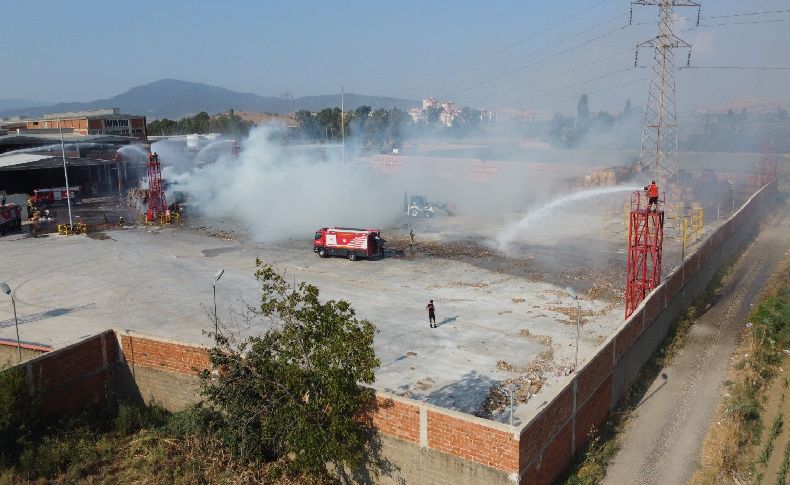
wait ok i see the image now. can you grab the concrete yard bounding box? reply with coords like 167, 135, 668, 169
0, 210, 635, 425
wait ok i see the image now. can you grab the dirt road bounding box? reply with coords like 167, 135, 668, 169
603, 197, 790, 485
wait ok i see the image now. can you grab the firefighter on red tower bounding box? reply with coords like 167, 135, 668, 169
644, 180, 659, 211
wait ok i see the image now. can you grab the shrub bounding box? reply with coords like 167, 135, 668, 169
0, 366, 36, 466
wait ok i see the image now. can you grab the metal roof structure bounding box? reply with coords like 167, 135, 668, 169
0, 153, 118, 172
0, 132, 139, 145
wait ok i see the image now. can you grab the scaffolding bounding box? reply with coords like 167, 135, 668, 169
625, 190, 665, 318
146, 152, 167, 223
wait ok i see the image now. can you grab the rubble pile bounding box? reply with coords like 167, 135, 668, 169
478, 335, 560, 419
418, 239, 498, 259
125, 188, 146, 210
477, 372, 546, 420
193, 225, 237, 241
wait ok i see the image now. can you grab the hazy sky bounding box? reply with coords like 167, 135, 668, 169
2, 0, 789, 114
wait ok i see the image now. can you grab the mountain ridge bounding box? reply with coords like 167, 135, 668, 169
0, 79, 418, 120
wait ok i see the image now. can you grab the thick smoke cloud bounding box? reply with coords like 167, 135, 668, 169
170, 124, 403, 241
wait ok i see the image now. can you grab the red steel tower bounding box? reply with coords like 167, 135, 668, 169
625, 190, 665, 318
146, 152, 167, 222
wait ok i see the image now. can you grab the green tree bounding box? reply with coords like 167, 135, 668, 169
200, 260, 382, 480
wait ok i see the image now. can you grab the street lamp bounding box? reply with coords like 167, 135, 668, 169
565, 286, 581, 373
213, 269, 224, 337
0, 282, 22, 362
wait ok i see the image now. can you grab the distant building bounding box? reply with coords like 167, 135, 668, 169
408, 107, 425, 123
439, 101, 459, 127
422, 97, 439, 110
479, 109, 497, 122
16, 109, 147, 142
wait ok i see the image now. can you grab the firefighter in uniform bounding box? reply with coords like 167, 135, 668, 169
645, 180, 659, 211
32, 209, 41, 237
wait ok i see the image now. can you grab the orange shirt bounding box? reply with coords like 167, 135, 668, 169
647, 184, 659, 197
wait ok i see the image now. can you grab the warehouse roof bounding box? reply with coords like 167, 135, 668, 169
0, 153, 118, 171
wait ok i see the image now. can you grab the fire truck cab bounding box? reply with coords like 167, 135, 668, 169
313, 227, 384, 261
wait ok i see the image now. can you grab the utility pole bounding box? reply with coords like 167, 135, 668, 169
341, 85, 345, 165
58, 117, 74, 229
632, 1, 700, 204
280, 92, 293, 115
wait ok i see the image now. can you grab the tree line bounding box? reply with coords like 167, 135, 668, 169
147, 110, 254, 137
292, 105, 487, 151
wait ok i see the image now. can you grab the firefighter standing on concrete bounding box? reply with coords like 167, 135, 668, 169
31, 209, 41, 237
427, 300, 436, 328
645, 180, 659, 211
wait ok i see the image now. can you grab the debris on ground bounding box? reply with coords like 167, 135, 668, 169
479, 338, 557, 418
415, 378, 435, 391
193, 225, 237, 241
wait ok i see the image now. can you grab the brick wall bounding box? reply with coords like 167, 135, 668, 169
119, 334, 209, 375
22, 330, 116, 417
427, 410, 519, 472
372, 395, 420, 443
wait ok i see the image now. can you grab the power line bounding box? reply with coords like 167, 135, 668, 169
493, 66, 634, 109
444, 12, 628, 93
444, 23, 629, 98
510, 48, 632, 91
499, 74, 650, 111
393, 0, 611, 97
705, 7, 790, 20
680, 66, 790, 71
638, 7, 790, 25
698, 17, 790, 28
434, 0, 533, 46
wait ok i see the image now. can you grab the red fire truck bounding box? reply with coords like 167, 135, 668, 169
31, 187, 82, 206
313, 227, 384, 261
0, 204, 22, 235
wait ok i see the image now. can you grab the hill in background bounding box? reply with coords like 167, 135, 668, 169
0, 79, 418, 120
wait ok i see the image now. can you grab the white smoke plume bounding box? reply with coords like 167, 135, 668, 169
170, 124, 403, 241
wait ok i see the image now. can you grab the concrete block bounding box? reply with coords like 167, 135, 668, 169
376, 434, 514, 485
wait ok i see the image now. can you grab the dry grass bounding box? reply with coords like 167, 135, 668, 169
0, 429, 316, 485
691, 254, 790, 485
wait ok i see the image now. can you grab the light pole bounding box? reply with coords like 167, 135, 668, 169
565, 286, 581, 372
58, 118, 74, 229
0, 282, 22, 362
213, 269, 224, 337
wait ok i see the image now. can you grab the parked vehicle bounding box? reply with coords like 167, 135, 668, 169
404, 192, 455, 218
313, 227, 384, 261
30, 187, 81, 206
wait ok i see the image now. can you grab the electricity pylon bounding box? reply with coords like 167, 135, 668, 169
632, 1, 701, 202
